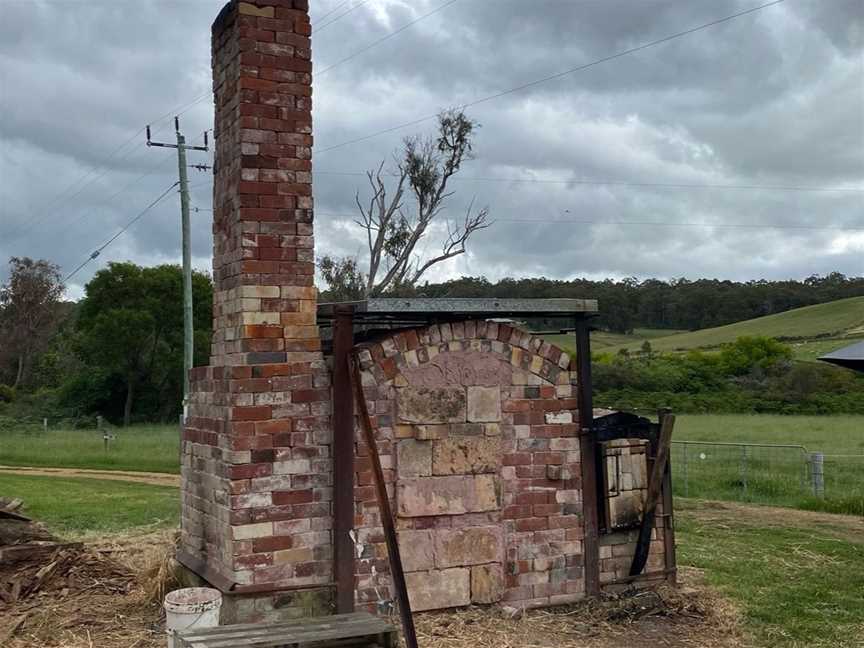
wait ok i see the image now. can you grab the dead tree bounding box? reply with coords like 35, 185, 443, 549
320, 109, 492, 299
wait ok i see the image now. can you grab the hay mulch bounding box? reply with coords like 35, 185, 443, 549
1, 511, 746, 648
0, 507, 172, 648
414, 568, 747, 648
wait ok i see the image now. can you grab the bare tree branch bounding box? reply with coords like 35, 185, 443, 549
321, 109, 493, 300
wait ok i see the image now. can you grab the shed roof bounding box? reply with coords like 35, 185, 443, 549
819, 341, 864, 373
318, 297, 598, 326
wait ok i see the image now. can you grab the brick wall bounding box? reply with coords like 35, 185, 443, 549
180, 0, 333, 619
351, 321, 588, 611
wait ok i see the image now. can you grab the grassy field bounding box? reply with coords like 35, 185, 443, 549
675, 414, 864, 454
672, 415, 864, 515
678, 500, 864, 647
544, 328, 684, 355
607, 296, 864, 356
0, 424, 180, 473
0, 473, 179, 536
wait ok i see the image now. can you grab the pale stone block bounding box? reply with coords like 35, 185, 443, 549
281, 286, 317, 300
241, 298, 261, 311
398, 530, 435, 571
232, 522, 274, 540
273, 548, 313, 564
545, 411, 573, 424
395, 425, 415, 439
471, 564, 504, 604
433, 526, 503, 568
433, 437, 501, 475
238, 1, 274, 17
397, 475, 500, 517
406, 568, 470, 611
397, 439, 432, 478
241, 312, 281, 326
241, 285, 280, 299
283, 325, 319, 339
467, 386, 501, 423
397, 387, 466, 424
273, 459, 311, 475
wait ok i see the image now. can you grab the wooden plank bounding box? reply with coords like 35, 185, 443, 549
177, 613, 395, 647
575, 320, 600, 597
179, 616, 384, 639
0, 542, 83, 563
332, 306, 356, 614
350, 354, 419, 648
628, 411, 675, 577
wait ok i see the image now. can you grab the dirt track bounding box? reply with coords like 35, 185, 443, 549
0, 465, 179, 488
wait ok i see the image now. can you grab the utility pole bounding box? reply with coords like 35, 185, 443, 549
146, 117, 209, 415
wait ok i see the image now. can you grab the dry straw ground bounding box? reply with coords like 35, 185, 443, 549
1, 525, 746, 648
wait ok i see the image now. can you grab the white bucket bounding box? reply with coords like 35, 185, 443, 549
164, 587, 222, 648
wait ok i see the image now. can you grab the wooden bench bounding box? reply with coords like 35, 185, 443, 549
175, 611, 398, 648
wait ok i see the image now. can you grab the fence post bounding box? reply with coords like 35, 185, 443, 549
740, 445, 749, 497
682, 444, 689, 498
810, 452, 825, 498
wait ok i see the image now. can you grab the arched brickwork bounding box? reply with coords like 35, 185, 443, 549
350, 320, 587, 611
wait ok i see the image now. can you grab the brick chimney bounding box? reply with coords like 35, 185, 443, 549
180, 0, 332, 621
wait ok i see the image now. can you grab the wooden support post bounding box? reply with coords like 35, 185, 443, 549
333, 306, 356, 614
575, 318, 600, 597
629, 411, 675, 577
660, 409, 678, 585
350, 353, 418, 648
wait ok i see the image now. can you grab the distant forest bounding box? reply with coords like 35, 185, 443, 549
348, 272, 864, 333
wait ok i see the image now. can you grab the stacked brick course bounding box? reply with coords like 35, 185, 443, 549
352, 321, 588, 610
180, 0, 332, 621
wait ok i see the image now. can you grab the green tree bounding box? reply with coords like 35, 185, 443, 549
718, 336, 793, 377
75, 262, 212, 426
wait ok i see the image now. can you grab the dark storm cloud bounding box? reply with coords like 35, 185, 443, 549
1, 0, 862, 298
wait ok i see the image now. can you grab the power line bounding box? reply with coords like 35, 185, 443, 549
11, 100, 211, 241
316, 0, 788, 155
313, 0, 372, 34
313, 170, 864, 194
313, 211, 863, 232
313, 0, 352, 25
7, 136, 146, 239
318, 0, 461, 76
64, 182, 179, 283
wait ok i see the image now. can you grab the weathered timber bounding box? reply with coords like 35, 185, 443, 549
0, 542, 83, 563
333, 306, 356, 614
350, 353, 418, 648
575, 319, 600, 596
629, 411, 675, 577
176, 611, 396, 648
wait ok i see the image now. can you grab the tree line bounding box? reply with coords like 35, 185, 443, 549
2, 254, 862, 426
351, 273, 864, 333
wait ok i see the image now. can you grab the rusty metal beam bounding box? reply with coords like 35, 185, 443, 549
575, 319, 600, 597
333, 306, 356, 614
350, 353, 418, 648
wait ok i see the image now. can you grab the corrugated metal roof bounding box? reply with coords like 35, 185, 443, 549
819, 341, 864, 372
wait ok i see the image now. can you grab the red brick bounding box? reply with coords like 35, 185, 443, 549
252, 536, 294, 553
272, 489, 314, 505
231, 406, 272, 421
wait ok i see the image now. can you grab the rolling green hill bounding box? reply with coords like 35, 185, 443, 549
607, 296, 864, 359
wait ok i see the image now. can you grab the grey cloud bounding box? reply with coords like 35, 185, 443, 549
1, 0, 862, 295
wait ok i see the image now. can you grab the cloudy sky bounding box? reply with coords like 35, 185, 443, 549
1, 0, 862, 298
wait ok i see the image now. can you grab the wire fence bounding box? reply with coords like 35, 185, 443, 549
671, 441, 864, 515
